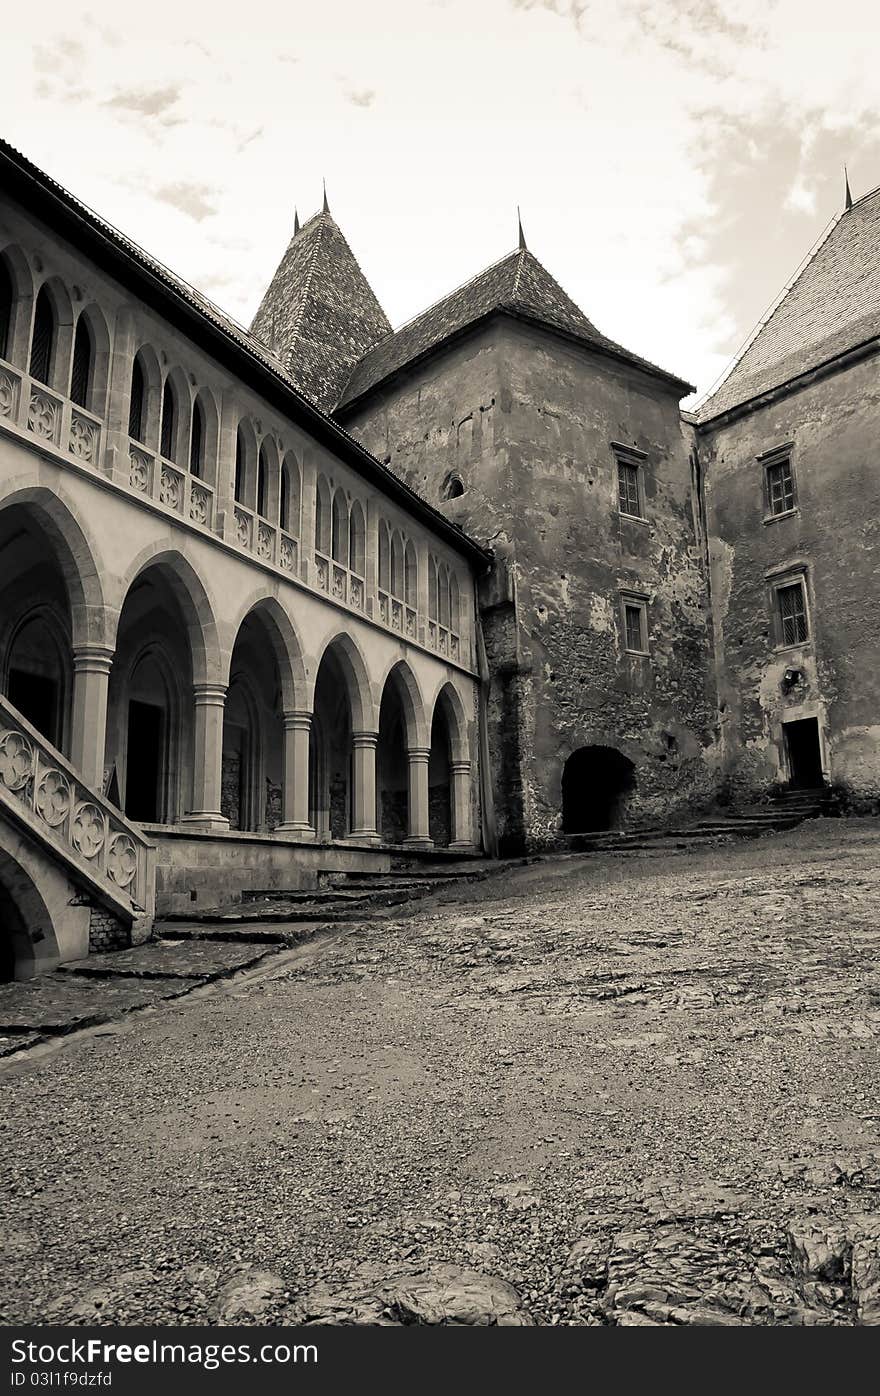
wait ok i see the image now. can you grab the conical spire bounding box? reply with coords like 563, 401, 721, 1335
517, 205, 527, 251
844, 165, 853, 211
293, 207, 300, 236
322, 178, 329, 214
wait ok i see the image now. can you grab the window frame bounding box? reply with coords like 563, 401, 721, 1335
620, 591, 650, 656
612, 442, 648, 522
760, 443, 798, 522
767, 565, 811, 651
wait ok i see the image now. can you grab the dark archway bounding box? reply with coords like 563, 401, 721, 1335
376, 674, 409, 844
562, 746, 636, 833
221, 609, 286, 831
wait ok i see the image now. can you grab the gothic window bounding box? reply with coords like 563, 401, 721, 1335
128, 355, 146, 442
378, 520, 391, 591
314, 475, 331, 553
404, 541, 417, 606
331, 490, 349, 566
189, 397, 204, 477
428, 559, 439, 622
449, 572, 460, 633
257, 445, 269, 517
69, 315, 93, 409
391, 531, 404, 598
280, 455, 300, 534
235, 427, 246, 503
29, 286, 55, 386
160, 378, 177, 461
0, 258, 13, 360
349, 502, 366, 577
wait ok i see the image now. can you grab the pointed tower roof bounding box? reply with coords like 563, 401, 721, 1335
250, 204, 392, 411
697, 180, 880, 422
339, 241, 691, 409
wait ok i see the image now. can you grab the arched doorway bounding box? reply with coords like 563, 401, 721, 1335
221, 610, 286, 832
376, 664, 422, 844
562, 746, 636, 833
310, 646, 353, 839
429, 700, 454, 848
0, 848, 61, 981
0, 502, 77, 752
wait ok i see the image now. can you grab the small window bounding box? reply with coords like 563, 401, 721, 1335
160, 379, 177, 461
129, 355, 146, 442
765, 456, 795, 516
622, 597, 648, 654
189, 398, 204, 477
777, 581, 808, 646
617, 460, 642, 518
69, 316, 93, 409
257, 446, 268, 517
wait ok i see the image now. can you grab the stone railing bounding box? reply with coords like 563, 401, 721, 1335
0, 357, 104, 469
128, 439, 215, 530
378, 589, 418, 640
427, 621, 461, 662
314, 553, 366, 611
0, 694, 155, 920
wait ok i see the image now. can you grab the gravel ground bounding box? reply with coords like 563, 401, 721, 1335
2, 819, 880, 1326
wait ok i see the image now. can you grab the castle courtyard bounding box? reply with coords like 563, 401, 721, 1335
2, 820, 879, 1327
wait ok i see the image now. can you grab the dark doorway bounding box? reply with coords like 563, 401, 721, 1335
784, 718, 823, 789
126, 700, 163, 821
7, 669, 60, 746
562, 745, 636, 833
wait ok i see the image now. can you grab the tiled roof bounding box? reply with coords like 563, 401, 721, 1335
339, 246, 693, 407
697, 184, 880, 422
250, 209, 391, 412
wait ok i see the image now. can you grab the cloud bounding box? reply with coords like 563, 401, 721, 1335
155, 181, 219, 222
345, 87, 376, 108
104, 84, 183, 118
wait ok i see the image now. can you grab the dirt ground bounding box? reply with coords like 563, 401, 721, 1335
2, 819, 880, 1326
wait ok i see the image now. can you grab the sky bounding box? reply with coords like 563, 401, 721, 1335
5, 0, 879, 402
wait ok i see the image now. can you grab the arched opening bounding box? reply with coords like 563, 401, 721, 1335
349, 501, 365, 577
257, 444, 269, 518
428, 698, 453, 847
314, 474, 331, 554
190, 396, 204, 477
280, 454, 300, 534
69, 315, 93, 409
29, 285, 56, 386
128, 354, 147, 443
108, 564, 207, 824
376, 670, 412, 844
160, 377, 178, 461
391, 531, 404, 599
441, 472, 465, 500
404, 542, 417, 606
331, 490, 349, 566
428, 558, 439, 622
0, 505, 76, 751
0, 257, 12, 360
221, 610, 286, 831
0, 848, 61, 982
561, 746, 636, 833
449, 572, 460, 633
310, 647, 352, 839
378, 520, 391, 591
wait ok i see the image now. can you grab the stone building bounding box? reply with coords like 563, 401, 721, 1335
0, 139, 488, 978
692, 182, 880, 805
255, 211, 719, 851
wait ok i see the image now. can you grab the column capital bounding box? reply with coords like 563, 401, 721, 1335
193, 682, 227, 706
351, 730, 379, 750
72, 643, 115, 674
407, 746, 431, 763
450, 759, 471, 775
282, 709, 313, 732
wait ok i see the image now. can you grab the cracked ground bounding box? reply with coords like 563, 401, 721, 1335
2, 818, 880, 1326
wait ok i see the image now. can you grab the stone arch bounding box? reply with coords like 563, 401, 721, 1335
378, 519, 391, 591
128, 343, 162, 448
348, 500, 366, 577
0, 846, 62, 981
121, 639, 185, 822
0, 483, 108, 647
222, 666, 265, 831
561, 745, 636, 834
314, 474, 332, 554
225, 592, 307, 713
377, 658, 428, 750
30, 275, 74, 393
0, 242, 35, 365
257, 434, 280, 521
427, 680, 469, 848
234, 418, 258, 509
280, 451, 301, 535
404, 540, 418, 606
113, 546, 221, 687
310, 630, 375, 732
189, 387, 218, 483
70, 302, 111, 417
391, 530, 405, 598
428, 680, 469, 764
160, 365, 191, 465
2, 603, 72, 751
376, 660, 428, 845
331, 488, 349, 566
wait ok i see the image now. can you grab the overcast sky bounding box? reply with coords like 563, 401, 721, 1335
5, 0, 879, 401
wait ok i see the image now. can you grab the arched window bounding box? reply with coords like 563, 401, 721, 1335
378, 521, 391, 591
428, 559, 439, 622
189, 397, 204, 477
160, 378, 177, 461
391, 531, 404, 598
349, 501, 365, 576
404, 541, 418, 606
235, 427, 246, 503
331, 490, 349, 566
449, 572, 460, 632
128, 355, 146, 442
280, 455, 300, 534
69, 316, 93, 409
314, 475, 331, 553
0, 258, 13, 361
29, 286, 56, 385
441, 472, 465, 500
438, 564, 451, 628
257, 445, 269, 517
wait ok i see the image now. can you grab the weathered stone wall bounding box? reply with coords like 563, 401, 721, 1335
343, 320, 717, 847
88, 904, 130, 953
698, 351, 880, 802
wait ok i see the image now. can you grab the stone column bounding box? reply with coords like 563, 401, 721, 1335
182, 682, 229, 829
403, 747, 432, 849
70, 644, 114, 791
449, 759, 474, 849
350, 731, 380, 843
276, 710, 314, 838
